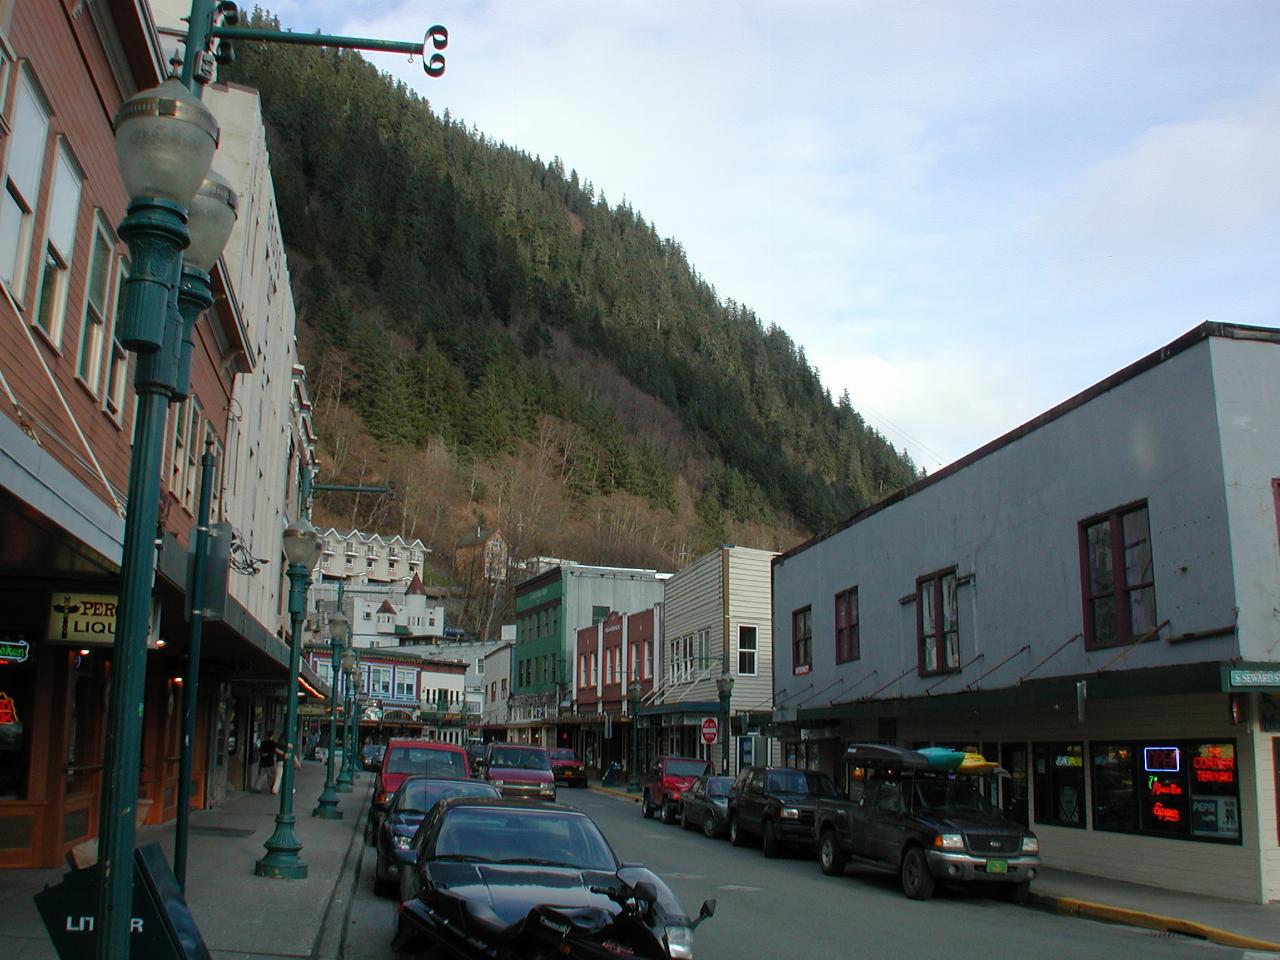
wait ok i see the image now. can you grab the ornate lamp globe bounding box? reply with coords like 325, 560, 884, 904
329, 612, 350, 646
184, 169, 239, 272
716, 673, 735, 700
341, 647, 356, 673
113, 77, 219, 208
282, 518, 323, 569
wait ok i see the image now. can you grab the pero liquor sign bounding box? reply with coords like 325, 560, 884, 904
47, 593, 121, 646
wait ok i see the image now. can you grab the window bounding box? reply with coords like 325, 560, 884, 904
184, 402, 203, 511
1092, 740, 1240, 843
1032, 743, 1085, 828
33, 141, 82, 343
500, 678, 507, 697
394, 671, 415, 700
1080, 503, 1156, 649
76, 217, 113, 391
0, 67, 49, 298
835, 587, 859, 663
738, 625, 757, 675
792, 606, 812, 674
476, 657, 484, 676
917, 570, 958, 675
367, 666, 392, 696
102, 257, 129, 418
592, 605, 609, 624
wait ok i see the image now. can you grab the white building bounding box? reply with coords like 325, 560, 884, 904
318, 528, 429, 584
482, 643, 515, 731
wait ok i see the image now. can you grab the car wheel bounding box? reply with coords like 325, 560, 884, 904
642, 791, 655, 819
373, 859, 395, 898
661, 798, 677, 824
1001, 880, 1031, 904
762, 819, 780, 858
818, 829, 846, 876
703, 813, 720, 838
365, 818, 374, 846
679, 804, 690, 830
729, 814, 746, 847
900, 846, 936, 900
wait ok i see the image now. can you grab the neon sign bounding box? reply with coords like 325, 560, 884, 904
1150, 802, 1182, 824
1148, 778, 1183, 796
0, 692, 18, 726
0, 638, 29, 664
1192, 745, 1235, 785
1143, 746, 1181, 773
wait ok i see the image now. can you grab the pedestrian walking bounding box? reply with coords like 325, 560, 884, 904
257, 731, 281, 793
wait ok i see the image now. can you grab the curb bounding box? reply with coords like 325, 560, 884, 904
1030, 892, 1280, 952
590, 784, 641, 803
312, 776, 373, 960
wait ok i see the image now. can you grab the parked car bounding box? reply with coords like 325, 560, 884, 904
640, 756, 713, 824
361, 743, 386, 771
393, 797, 715, 959
679, 775, 735, 837
727, 765, 838, 857
368, 739, 471, 844
481, 742, 557, 801
548, 747, 589, 788
813, 744, 1040, 901
465, 738, 487, 768
373, 776, 500, 896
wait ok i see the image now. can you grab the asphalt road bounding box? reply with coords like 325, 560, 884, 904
341, 787, 1254, 960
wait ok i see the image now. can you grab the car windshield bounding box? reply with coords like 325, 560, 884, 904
488, 747, 550, 771
386, 746, 467, 777
706, 776, 734, 798
766, 769, 838, 796
434, 807, 617, 871
912, 777, 993, 814
666, 759, 712, 778
397, 779, 498, 814
549, 749, 577, 761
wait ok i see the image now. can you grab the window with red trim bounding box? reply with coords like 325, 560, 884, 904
917, 570, 958, 675
1079, 502, 1156, 649
792, 606, 812, 674
835, 587, 859, 663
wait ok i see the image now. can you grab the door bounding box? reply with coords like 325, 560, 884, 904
862, 778, 905, 863
741, 768, 766, 832
1000, 744, 1029, 827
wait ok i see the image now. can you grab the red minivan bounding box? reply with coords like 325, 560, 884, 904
367, 739, 470, 843
480, 742, 556, 801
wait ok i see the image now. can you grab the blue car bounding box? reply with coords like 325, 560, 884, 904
375, 777, 500, 896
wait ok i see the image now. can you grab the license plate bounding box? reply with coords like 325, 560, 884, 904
986, 860, 1008, 874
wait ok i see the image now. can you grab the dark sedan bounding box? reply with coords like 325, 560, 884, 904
374, 777, 500, 896
393, 797, 714, 959
679, 775, 735, 838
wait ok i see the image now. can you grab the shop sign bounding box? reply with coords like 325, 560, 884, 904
0, 691, 18, 725
1228, 668, 1280, 688
48, 593, 120, 645
0, 637, 29, 664
1191, 743, 1235, 786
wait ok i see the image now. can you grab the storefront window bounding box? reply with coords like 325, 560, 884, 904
1033, 742, 1085, 828
1090, 740, 1240, 843
0, 653, 35, 800
1092, 742, 1139, 833
66, 653, 106, 796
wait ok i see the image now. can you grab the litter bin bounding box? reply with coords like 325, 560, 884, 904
602, 761, 622, 787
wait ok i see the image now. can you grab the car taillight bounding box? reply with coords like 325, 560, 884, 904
376, 791, 392, 805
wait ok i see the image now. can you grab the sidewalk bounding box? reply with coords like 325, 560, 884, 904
0, 760, 371, 960
1030, 865, 1280, 951
585, 782, 1280, 952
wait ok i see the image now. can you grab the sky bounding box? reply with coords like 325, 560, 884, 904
261, 1, 1280, 471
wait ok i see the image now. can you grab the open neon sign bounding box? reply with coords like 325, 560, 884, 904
1143, 746, 1181, 772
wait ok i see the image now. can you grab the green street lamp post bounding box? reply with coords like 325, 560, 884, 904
255, 518, 323, 879
628, 684, 641, 792
716, 673, 735, 775
347, 655, 363, 776
95, 77, 230, 960
336, 649, 356, 792
313, 612, 348, 819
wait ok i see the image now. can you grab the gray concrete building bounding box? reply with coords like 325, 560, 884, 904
771, 323, 1280, 902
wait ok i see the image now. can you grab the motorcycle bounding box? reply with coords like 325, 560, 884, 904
392, 865, 715, 960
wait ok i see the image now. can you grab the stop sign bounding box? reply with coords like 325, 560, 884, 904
700, 717, 719, 744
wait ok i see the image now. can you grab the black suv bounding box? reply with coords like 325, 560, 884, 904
727, 766, 838, 857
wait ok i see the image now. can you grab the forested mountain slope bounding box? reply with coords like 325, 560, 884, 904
223, 14, 918, 600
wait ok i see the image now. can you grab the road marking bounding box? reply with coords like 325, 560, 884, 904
717, 884, 763, 892
665, 872, 707, 880
643, 834, 674, 841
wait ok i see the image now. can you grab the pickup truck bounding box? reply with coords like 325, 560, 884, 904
640, 755, 713, 824
813, 744, 1040, 901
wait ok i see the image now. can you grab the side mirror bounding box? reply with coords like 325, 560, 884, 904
691, 898, 716, 929
632, 880, 658, 903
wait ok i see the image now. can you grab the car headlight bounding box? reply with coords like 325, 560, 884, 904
664, 925, 694, 960
490, 779, 504, 787
1021, 835, 1039, 854
540, 784, 556, 796
780, 807, 800, 819
394, 834, 412, 851
934, 833, 964, 850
